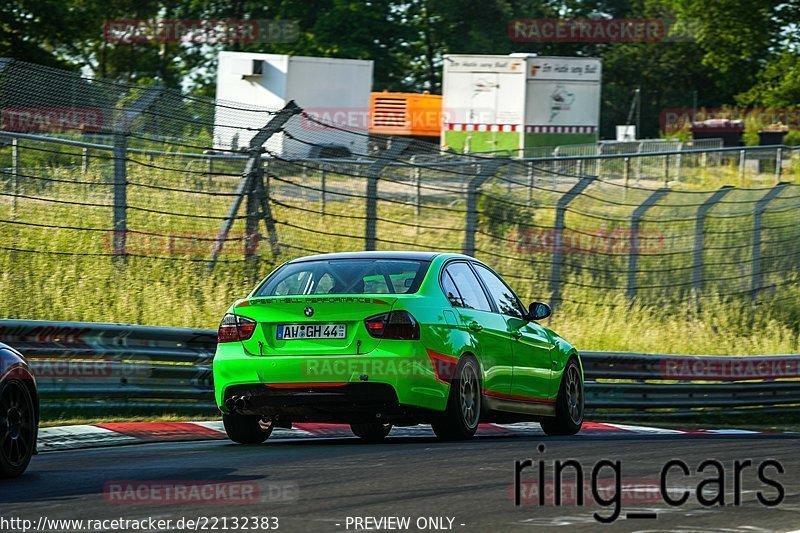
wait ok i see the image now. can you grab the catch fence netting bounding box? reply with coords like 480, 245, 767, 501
0, 59, 798, 326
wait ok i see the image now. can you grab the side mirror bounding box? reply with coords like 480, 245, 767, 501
528, 302, 551, 321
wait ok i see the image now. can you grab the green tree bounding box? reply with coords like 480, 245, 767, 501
737, 51, 800, 108
0, 0, 90, 69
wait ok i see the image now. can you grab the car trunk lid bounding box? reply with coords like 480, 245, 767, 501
233, 295, 397, 356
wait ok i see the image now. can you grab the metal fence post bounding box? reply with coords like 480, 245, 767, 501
11, 137, 18, 219
462, 158, 507, 257
364, 138, 410, 251
739, 149, 746, 182
414, 161, 421, 219
774, 147, 782, 183
623, 156, 630, 187
549, 175, 595, 307
81, 147, 90, 174
623, 156, 630, 202
111, 84, 165, 262
751, 182, 789, 298
320, 167, 327, 216
635, 143, 643, 182
627, 188, 670, 300
244, 159, 262, 274
259, 159, 280, 256
691, 186, 734, 295
112, 133, 127, 259
208, 101, 302, 270
663, 153, 670, 187
526, 162, 534, 207
552, 147, 559, 187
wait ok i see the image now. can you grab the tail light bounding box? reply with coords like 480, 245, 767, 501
218, 313, 257, 343
364, 311, 420, 340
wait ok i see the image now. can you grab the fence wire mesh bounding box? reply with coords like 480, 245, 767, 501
0, 59, 799, 327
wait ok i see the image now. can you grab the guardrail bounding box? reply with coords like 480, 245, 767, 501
0, 319, 216, 413
581, 351, 800, 416
1, 320, 798, 417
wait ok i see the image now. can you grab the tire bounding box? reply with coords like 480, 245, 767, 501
431, 355, 481, 441
0, 380, 36, 478
541, 357, 584, 436
350, 422, 392, 442
222, 412, 273, 444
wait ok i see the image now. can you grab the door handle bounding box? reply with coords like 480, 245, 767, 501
509, 330, 522, 340
467, 321, 483, 332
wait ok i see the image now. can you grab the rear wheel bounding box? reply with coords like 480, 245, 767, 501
350, 422, 392, 442
541, 357, 583, 436
0, 380, 36, 478
222, 412, 273, 444
431, 355, 481, 441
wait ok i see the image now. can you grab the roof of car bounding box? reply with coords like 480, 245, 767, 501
287, 251, 444, 263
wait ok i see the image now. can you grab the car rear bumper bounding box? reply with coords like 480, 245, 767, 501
222, 382, 440, 424
213, 341, 451, 421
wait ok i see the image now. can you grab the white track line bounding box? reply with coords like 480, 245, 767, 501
601, 423, 686, 434
38, 425, 138, 451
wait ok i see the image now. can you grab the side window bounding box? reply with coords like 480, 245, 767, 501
441, 271, 463, 307
473, 264, 525, 319
445, 263, 492, 312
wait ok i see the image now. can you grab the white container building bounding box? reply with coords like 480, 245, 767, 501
214, 52, 374, 157
441, 54, 602, 154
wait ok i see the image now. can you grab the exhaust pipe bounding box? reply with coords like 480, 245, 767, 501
234, 396, 247, 411
225, 395, 250, 412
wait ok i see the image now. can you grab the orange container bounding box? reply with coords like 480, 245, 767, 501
369, 91, 442, 138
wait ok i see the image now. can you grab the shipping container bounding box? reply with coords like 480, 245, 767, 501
441, 54, 601, 155
214, 52, 373, 157
368, 91, 442, 140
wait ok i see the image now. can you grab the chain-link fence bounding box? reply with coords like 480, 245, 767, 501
1, 59, 799, 326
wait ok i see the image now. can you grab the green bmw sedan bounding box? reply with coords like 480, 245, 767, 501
213, 251, 584, 443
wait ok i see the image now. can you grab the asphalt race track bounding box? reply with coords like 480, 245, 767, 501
2, 430, 799, 533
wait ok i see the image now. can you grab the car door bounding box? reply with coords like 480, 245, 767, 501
442, 262, 514, 396
471, 263, 554, 402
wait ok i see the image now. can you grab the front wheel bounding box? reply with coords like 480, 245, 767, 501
222, 412, 273, 444
350, 422, 392, 442
541, 357, 583, 436
431, 355, 482, 441
0, 380, 36, 478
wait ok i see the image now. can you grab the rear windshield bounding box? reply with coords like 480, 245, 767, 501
255, 259, 430, 296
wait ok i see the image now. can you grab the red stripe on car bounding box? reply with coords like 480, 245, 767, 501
482, 389, 556, 404
426, 349, 459, 384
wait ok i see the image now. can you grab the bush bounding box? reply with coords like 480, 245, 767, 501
783, 130, 800, 146
477, 184, 536, 237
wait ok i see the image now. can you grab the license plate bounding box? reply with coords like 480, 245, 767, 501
276, 324, 346, 340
